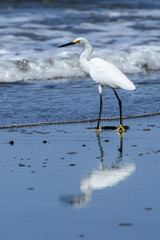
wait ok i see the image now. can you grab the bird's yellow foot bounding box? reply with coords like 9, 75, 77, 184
115, 124, 126, 132
94, 127, 102, 133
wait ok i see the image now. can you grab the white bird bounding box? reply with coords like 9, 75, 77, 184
59, 37, 136, 131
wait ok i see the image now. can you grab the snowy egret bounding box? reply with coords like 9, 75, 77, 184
59, 37, 136, 131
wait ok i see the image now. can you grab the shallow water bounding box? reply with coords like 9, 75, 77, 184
0, 116, 160, 240
0, 73, 160, 126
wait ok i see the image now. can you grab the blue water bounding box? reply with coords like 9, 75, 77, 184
0, 0, 160, 126
1, 116, 160, 240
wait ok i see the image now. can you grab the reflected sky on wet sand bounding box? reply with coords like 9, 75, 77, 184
0, 116, 160, 240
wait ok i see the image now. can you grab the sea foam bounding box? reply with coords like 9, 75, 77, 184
0, 46, 160, 82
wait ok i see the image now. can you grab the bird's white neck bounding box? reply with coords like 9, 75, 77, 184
79, 43, 93, 75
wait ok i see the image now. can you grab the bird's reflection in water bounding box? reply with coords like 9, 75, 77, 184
60, 132, 135, 208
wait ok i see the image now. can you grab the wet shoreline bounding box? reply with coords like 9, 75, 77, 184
0, 115, 160, 239
0, 111, 159, 129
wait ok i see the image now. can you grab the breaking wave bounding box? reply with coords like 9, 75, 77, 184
1, 46, 160, 83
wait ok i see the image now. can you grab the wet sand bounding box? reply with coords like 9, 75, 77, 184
0, 115, 160, 240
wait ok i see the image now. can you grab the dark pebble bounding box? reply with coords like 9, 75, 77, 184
19, 163, 25, 167
155, 149, 160, 153
9, 141, 14, 145
82, 144, 86, 147
119, 223, 133, 226
43, 140, 47, 143
145, 207, 152, 211
69, 164, 75, 167
104, 139, 109, 142
67, 152, 77, 155
27, 187, 34, 190
79, 234, 85, 238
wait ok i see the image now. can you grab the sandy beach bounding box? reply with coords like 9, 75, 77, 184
0, 115, 160, 240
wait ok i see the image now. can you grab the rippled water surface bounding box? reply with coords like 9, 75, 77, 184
0, 0, 160, 125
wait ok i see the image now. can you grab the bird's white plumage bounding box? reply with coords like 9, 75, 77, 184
74, 37, 136, 91
89, 58, 135, 90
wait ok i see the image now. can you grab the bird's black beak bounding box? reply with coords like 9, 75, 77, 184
58, 42, 75, 48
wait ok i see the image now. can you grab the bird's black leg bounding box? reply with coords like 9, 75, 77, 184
113, 90, 125, 132
97, 93, 103, 130
114, 90, 122, 125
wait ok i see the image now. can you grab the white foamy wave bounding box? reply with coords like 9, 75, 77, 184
0, 57, 84, 83
94, 47, 160, 74
96, 46, 160, 74
0, 46, 160, 82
